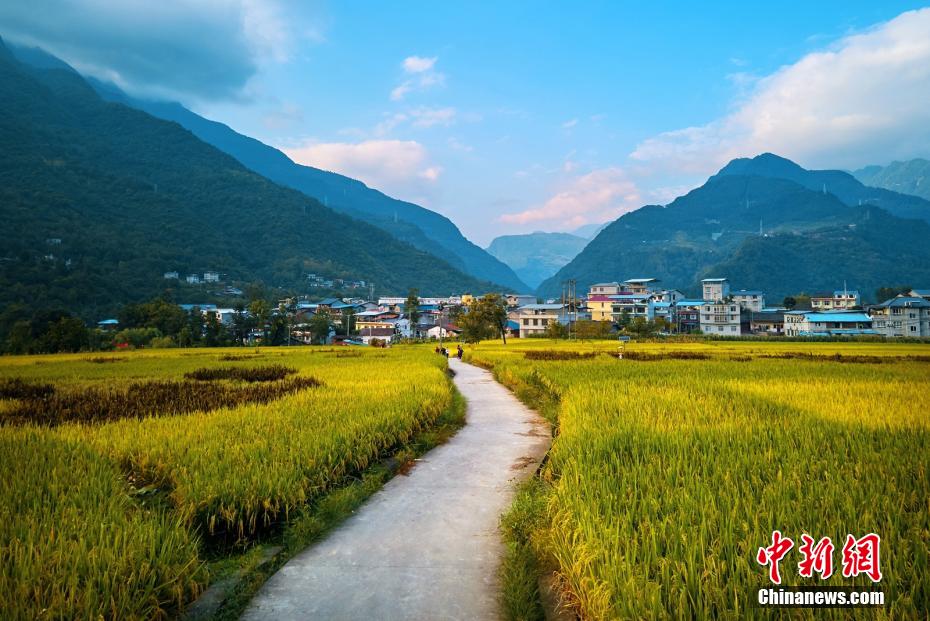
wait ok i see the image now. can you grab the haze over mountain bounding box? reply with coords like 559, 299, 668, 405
853, 159, 930, 202
0, 39, 499, 321
538, 154, 930, 300
485, 232, 589, 289
77, 87, 526, 293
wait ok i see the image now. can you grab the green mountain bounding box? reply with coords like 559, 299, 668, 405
0, 39, 498, 323
486, 232, 588, 289
852, 158, 930, 201
714, 152, 930, 222
45, 68, 525, 292
538, 155, 930, 300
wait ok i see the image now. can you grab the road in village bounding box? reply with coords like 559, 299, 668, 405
241, 357, 552, 621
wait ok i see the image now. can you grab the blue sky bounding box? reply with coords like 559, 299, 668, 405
3, 1, 930, 244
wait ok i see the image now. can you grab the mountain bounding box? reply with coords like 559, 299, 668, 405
0, 38, 497, 323
485, 232, 589, 289
571, 222, 609, 239
852, 158, 930, 201
714, 153, 930, 222
538, 155, 930, 300
37, 65, 526, 293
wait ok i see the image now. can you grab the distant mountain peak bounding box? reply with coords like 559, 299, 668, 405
714, 153, 806, 179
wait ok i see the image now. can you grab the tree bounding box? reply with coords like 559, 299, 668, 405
458, 301, 495, 344
545, 321, 568, 339
340, 307, 357, 336
309, 309, 332, 345
575, 320, 612, 340
876, 285, 912, 303
405, 289, 421, 331
249, 299, 271, 343
783, 296, 797, 310
475, 293, 509, 344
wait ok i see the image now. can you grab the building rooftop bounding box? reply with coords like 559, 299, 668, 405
623, 278, 659, 284
801, 311, 873, 322
675, 299, 708, 306
701, 278, 728, 283
873, 295, 930, 309
732, 289, 764, 295
518, 303, 567, 311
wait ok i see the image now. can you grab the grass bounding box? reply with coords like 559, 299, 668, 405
0, 346, 462, 620
465, 338, 930, 620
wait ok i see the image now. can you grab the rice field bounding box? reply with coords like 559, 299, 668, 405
467, 339, 930, 620
0, 346, 455, 620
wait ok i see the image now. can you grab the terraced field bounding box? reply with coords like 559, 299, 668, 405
0, 347, 456, 620
467, 339, 930, 620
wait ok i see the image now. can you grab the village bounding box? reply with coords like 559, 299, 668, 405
138, 274, 930, 345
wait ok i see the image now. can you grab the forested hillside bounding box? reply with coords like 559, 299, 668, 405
0, 40, 496, 323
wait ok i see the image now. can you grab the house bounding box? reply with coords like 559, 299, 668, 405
163, 271, 179, 280
506, 294, 537, 308
203, 272, 220, 283
654, 289, 685, 303
671, 300, 706, 333
516, 303, 568, 338
358, 327, 396, 345
186, 274, 201, 284
425, 324, 461, 339
909, 289, 930, 302
812, 289, 861, 310
609, 293, 654, 322
700, 300, 742, 335
97, 319, 119, 330
869, 295, 930, 337
784, 311, 875, 337
701, 278, 730, 302
588, 282, 622, 296
623, 278, 660, 295
750, 311, 785, 335
587, 293, 619, 322
731, 289, 765, 313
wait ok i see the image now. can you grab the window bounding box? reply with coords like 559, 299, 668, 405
541, 319, 549, 326
532, 318, 539, 326
910, 325, 917, 332
523, 319, 529, 326
730, 326, 737, 332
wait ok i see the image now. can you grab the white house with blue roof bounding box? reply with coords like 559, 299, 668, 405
870, 294, 930, 337
783, 310, 875, 337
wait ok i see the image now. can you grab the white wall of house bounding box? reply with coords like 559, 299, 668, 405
700, 301, 741, 335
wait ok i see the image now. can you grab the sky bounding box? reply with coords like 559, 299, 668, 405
2, 1, 930, 245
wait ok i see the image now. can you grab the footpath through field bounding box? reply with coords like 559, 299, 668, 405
241, 357, 551, 621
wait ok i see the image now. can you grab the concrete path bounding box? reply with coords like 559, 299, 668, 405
241, 357, 551, 621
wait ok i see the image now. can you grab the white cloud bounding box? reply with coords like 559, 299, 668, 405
402, 55, 437, 73
374, 106, 457, 136
283, 139, 441, 201
499, 168, 642, 228
390, 55, 445, 100
631, 8, 930, 174
562, 118, 579, 129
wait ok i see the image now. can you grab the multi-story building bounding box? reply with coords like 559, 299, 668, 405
203, 271, 221, 283
506, 294, 537, 308
516, 303, 568, 338
586, 294, 616, 322
811, 290, 861, 310
588, 282, 622, 296
623, 278, 660, 295
701, 278, 730, 302
672, 300, 706, 333
699, 300, 742, 335
163, 271, 179, 280
731, 289, 765, 313
783, 311, 875, 337
869, 295, 930, 337
610, 294, 654, 323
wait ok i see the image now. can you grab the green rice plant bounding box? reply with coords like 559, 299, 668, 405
468, 339, 930, 620
0, 428, 205, 621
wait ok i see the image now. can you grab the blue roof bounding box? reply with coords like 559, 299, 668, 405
804, 312, 872, 322
97, 319, 119, 325
732, 289, 764, 295
911, 289, 930, 296
506, 320, 520, 330
653, 302, 672, 308
701, 278, 728, 283
874, 296, 930, 309
179, 303, 217, 311
675, 299, 707, 306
